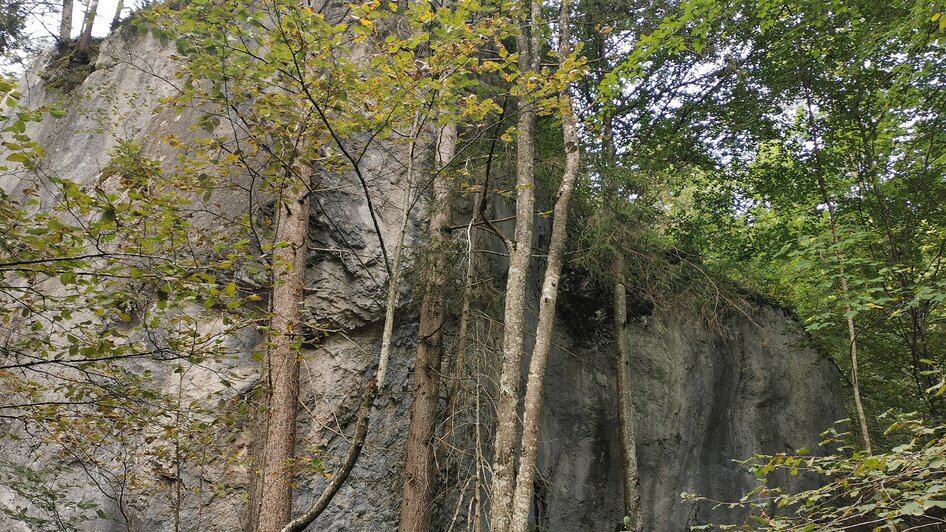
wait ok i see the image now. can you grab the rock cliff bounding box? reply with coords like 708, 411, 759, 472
0, 28, 845, 531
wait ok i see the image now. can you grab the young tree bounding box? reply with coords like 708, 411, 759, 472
398, 120, 456, 532
509, 1, 584, 530
489, 0, 540, 528
73, 0, 97, 62
601, 124, 643, 532
803, 86, 872, 453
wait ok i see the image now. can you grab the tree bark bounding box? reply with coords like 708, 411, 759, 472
399, 122, 457, 532
489, 1, 539, 529
74, 0, 98, 63
282, 112, 421, 531
836, 250, 873, 453
253, 170, 311, 532
59, 0, 73, 43
613, 256, 643, 532
508, 4, 580, 531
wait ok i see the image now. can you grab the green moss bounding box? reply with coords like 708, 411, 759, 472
39, 39, 104, 94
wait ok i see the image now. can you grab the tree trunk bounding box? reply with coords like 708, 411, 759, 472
837, 259, 872, 453
253, 170, 311, 532
613, 256, 643, 532
74, 0, 98, 63
59, 0, 73, 43
508, 3, 580, 530
399, 122, 457, 532
804, 88, 872, 454
448, 98, 506, 436
280, 380, 376, 532
489, 0, 539, 529
110, 0, 124, 29
446, 184, 479, 439
600, 99, 644, 532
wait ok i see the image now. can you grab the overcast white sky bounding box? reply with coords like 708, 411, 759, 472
35, 0, 127, 41
6, 0, 132, 72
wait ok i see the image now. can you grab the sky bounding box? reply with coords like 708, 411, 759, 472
6, 0, 131, 73
37, 0, 126, 40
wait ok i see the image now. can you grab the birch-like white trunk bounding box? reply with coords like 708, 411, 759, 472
508, 1, 580, 529
488, 1, 540, 529
59, 0, 73, 42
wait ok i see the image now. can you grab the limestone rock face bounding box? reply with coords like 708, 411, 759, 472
0, 29, 844, 532
539, 304, 845, 531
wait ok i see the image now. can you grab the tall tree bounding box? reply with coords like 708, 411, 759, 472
602, 128, 644, 532
508, 1, 583, 530
803, 83, 872, 453
253, 163, 312, 532
398, 121, 456, 532
488, 0, 540, 528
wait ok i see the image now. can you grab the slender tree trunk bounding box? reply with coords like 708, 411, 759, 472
489, 1, 539, 529
399, 122, 457, 532
59, 0, 73, 43
821, 201, 872, 452
805, 88, 872, 453
446, 185, 479, 439
508, 3, 580, 530
74, 0, 98, 63
282, 113, 422, 532
254, 170, 311, 532
280, 380, 376, 532
600, 106, 644, 532
613, 255, 643, 532
448, 98, 506, 434
836, 253, 873, 453
473, 349, 485, 532
110, 0, 124, 29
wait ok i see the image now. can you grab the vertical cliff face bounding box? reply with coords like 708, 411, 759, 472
0, 29, 844, 531
538, 304, 845, 530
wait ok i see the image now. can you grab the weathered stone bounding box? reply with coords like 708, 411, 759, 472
0, 28, 844, 532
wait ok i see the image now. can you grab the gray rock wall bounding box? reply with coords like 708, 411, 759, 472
538, 305, 845, 531
0, 27, 845, 532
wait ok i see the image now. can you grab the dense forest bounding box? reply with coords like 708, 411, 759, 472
0, 0, 945, 530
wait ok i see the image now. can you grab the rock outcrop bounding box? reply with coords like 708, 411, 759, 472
0, 27, 845, 532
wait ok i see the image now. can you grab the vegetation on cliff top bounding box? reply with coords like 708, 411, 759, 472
0, 0, 945, 530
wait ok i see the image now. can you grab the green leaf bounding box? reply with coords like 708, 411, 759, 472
901, 501, 924, 516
